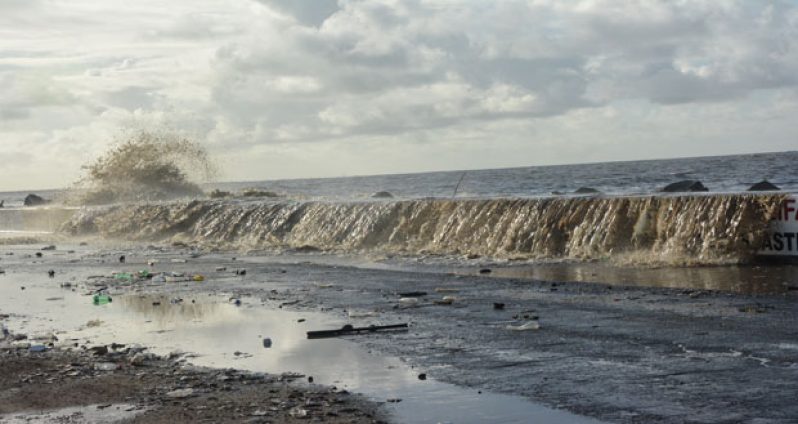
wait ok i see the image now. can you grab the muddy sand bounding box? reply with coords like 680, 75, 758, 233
1, 243, 797, 423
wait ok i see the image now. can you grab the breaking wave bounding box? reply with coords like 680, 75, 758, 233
61, 194, 784, 266
68, 129, 216, 205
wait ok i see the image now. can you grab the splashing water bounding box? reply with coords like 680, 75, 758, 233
62, 194, 784, 266
68, 129, 216, 205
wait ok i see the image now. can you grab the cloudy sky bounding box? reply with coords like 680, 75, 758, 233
1, 0, 797, 190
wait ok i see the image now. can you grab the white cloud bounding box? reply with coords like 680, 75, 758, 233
0, 0, 796, 190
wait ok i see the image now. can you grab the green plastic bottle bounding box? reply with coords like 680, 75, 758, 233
93, 294, 112, 305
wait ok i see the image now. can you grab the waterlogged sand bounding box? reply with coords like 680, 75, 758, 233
1, 243, 798, 423
0, 348, 381, 423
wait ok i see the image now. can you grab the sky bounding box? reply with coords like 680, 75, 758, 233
1, 0, 797, 190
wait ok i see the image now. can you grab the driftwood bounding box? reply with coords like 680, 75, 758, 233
307, 323, 408, 339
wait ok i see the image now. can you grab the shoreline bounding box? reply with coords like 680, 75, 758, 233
1, 242, 797, 422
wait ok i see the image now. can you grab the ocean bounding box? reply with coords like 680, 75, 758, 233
2, 151, 796, 207
2, 151, 796, 267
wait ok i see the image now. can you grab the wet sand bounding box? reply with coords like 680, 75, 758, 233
0, 347, 382, 423
2, 243, 798, 423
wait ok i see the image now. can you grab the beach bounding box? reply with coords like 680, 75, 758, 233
1, 240, 796, 423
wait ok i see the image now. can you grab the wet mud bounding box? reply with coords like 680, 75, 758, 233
2, 244, 797, 423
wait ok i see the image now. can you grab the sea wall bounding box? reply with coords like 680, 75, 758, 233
0, 207, 79, 233
61, 194, 786, 265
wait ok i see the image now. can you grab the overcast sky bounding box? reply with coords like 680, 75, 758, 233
1, 0, 797, 190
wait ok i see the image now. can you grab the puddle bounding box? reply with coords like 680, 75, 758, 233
0, 272, 603, 424
236, 252, 798, 294
0, 403, 145, 423
462, 262, 798, 294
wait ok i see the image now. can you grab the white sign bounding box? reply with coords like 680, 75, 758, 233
759, 195, 798, 257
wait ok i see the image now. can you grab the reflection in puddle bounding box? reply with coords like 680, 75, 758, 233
105, 295, 603, 423
0, 281, 602, 424
471, 263, 798, 293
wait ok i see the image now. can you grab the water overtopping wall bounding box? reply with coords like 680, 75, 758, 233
61, 194, 786, 265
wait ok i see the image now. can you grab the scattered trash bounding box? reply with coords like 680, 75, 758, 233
399, 291, 427, 297
29, 344, 47, 353
35, 252, 43, 258
418, 373, 427, 381
192, 274, 205, 282
347, 310, 379, 318
165, 388, 194, 398
479, 268, 492, 274
119, 255, 126, 263
434, 297, 454, 305
45, 297, 63, 301
399, 297, 419, 305
47, 270, 55, 278
317, 283, 334, 288
152, 274, 166, 283
41, 245, 56, 251
93, 294, 112, 305
387, 398, 402, 403
86, 319, 103, 328
288, 407, 308, 418
307, 323, 409, 339
114, 272, 133, 281
94, 362, 118, 371
506, 321, 541, 331
297, 318, 306, 323
236, 269, 247, 276
434, 288, 459, 293
308, 376, 314, 383
215, 266, 227, 272
262, 338, 272, 348
493, 302, 505, 310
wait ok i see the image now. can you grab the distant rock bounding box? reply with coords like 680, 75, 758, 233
23, 194, 49, 207
661, 180, 709, 193
208, 189, 231, 198
241, 188, 279, 198
748, 180, 780, 191
574, 187, 601, 194
372, 191, 394, 198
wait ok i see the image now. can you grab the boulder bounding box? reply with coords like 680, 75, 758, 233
748, 180, 780, 191
23, 194, 49, 206
661, 180, 709, 193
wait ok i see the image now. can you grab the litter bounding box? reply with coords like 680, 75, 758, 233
93, 294, 112, 305
506, 321, 541, 331
348, 310, 379, 318
307, 323, 409, 339
192, 274, 205, 282
114, 272, 133, 281
398, 291, 427, 297
434, 297, 454, 305
29, 344, 47, 353
399, 297, 419, 305
434, 288, 459, 293
262, 338, 272, 348
94, 362, 118, 371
